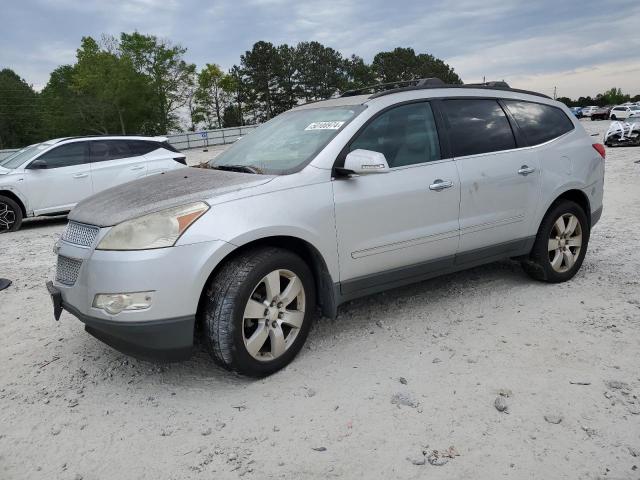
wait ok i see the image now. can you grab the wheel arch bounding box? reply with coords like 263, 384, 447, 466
552, 189, 592, 226
0, 189, 27, 217
197, 235, 338, 326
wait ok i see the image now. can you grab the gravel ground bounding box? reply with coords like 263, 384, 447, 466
1, 120, 639, 480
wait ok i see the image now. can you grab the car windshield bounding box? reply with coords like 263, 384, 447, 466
209, 105, 365, 174
0, 143, 48, 169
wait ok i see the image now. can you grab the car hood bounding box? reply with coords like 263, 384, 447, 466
0, 166, 10, 175
69, 168, 275, 227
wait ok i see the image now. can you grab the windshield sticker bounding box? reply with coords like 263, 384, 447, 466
305, 121, 345, 131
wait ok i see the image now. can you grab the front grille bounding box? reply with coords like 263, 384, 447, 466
62, 221, 99, 247
55, 255, 82, 286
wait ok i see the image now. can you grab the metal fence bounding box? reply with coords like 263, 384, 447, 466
0, 149, 18, 161
166, 125, 259, 151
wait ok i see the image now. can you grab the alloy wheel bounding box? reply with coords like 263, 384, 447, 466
242, 269, 306, 361
0, 201, 16, 232
548, 213, 582, 273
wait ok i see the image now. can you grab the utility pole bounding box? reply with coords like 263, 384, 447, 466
553, 86, 557, 100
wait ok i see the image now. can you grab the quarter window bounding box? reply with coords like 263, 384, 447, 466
442, 99, 516, 157
349, 102, 441, 168
504, 100, 574, 146
35, 142, 87, 168
129, 140, 161, 156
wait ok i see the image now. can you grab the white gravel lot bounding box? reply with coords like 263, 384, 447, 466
1, 120, 639, 480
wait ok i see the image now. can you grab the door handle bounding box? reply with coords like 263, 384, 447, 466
518, 165, 536, 176
429, 179, 453, 191
130, 165, 145, 171
72, 173, 88, 179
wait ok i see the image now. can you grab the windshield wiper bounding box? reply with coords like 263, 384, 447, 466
210, 164, 262, 174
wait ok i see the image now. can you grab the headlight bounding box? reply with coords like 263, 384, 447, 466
96, 202, 209, 251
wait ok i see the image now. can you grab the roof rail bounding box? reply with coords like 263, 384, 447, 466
340, 78, 445, 97
367, 81, 551, 100
466, 80, 510, 88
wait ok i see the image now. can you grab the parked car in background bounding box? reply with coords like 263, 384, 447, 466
47, 79, 605, 376
570, 107, 583, 118
0, 136, 187, 232
591, 106, 612, 121
609, 104, 640, 120
580, 106, 599, 117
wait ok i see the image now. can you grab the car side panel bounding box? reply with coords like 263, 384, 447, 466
532, 128, 604, 231
144, 148, 186, 176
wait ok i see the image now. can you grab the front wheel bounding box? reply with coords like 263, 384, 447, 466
521, 200, 590, 283
201, 247, 316, 376
610, 115, 617, 120
0, 195, 23, 233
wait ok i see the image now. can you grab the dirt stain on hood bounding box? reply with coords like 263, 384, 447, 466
68, 167, 275, 227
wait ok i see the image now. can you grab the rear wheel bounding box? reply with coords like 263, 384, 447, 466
611, 114, 617, 120
201, 247, 316, 376
0, 195, 22, 233
521, 200, 589, 283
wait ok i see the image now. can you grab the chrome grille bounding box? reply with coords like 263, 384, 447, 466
55, 255, 82, 286
62, 222, 99, 247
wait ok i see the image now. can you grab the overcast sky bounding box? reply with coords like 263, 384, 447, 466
1, 0, 639, 98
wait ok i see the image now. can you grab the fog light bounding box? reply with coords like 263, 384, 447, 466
93, 292, 153, 315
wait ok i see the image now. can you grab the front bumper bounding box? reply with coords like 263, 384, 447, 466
50, 237, 236, 361
48, 281, 193, 361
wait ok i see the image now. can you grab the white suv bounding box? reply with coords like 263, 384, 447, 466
0, 136, 186, 232
47, 80, 605, 376
609, 104, 640, 120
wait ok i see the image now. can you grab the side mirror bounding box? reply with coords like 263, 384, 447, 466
27, 159, 48, 169
339, 149, 389, 176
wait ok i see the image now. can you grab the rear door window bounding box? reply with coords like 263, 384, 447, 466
349, 102, 441, 167
90, 140, 134, 163
35, 142, 88, 168
441, 99, 516, 157
503, 100, 574, 146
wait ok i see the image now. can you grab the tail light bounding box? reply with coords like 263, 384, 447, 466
592, 143, 606, 159
173, 156, 187, 165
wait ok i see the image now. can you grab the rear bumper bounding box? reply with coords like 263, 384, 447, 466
592, 206, 603, 227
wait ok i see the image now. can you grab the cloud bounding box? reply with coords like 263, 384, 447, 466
1, 0, 638, 97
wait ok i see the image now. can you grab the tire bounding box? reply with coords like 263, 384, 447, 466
201, 247, 316, 376
0, 195, 23, 233
521, 200, 590, 283
611, 115, 617, 120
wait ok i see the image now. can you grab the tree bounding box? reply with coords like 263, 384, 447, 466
343, 55, 375, 91
238, 41, 280, 121
599, 87, 629, 106
120, 32, 196, 133
0, 69, 41, 148
372, 47, 461, 84
73, 36, 153, 134
294, 41, 346, 101
194, 64, 228, 129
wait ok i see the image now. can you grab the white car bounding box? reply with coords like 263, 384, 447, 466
580, 106, 599, 117
609, 104, 640, 120
0, 136, 187, 232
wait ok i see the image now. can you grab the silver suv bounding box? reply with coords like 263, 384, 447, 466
47, 80, 606, 376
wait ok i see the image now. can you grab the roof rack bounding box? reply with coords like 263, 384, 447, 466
341, 78, 551, 100
341, 78, 445, 97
